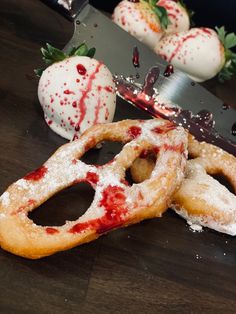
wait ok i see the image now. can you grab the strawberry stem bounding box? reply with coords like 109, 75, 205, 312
216, 26, 236, 82
142, 0, 170, 30
35, 43, 96, 77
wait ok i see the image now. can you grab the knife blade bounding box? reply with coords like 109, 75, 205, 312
114, 71, 236, 155
42, 0, 236, 154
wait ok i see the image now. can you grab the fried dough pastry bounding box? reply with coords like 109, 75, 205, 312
131, 134, 236, 235
0, 119, 187, 259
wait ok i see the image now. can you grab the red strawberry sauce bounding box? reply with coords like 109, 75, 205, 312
69, 185, 128, 234
128, 126, 142, 139
64, 89, 75, 95
12, 199, 36, 215
86, 172, 99, 185
75, 62, 103, 131
24, 166, 48, 181
46, 227, 59, 235
163, 143, 185, 154
166, 32, 201, 63
132, 46, 140, 68
76, 64, 87, 75
163, 64, 174, 77
152, 122, 176, 134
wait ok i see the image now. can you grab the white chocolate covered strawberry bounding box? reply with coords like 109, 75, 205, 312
112, 0, 169, 49
158, 0, 190, 34
155, 27, 228, 82
37, 44, 116, 140
112, 0, 192, 49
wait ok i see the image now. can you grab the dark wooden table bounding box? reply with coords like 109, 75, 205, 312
0, 1, 236, 313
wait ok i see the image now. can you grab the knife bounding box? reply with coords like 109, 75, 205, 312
42, 0, 236, 155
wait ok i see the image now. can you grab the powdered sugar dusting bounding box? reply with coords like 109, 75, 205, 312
15, 179, 29, 190
172, 159, 236, 235
187, 221, 203, 232
0, 191, 10, 206
176, 206, 236, 236
184, 161, 236, 214
0, 213, 6, 220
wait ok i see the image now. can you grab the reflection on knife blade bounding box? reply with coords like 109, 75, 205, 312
114, 66, 236, 156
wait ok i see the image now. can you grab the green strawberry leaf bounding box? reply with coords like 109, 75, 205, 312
216, 26, 236, 82
35, 42, 96, 77
42, 57, 53, 66
40, 47, 51, 59
142, 0, 170, 29
225, 33, 236, 49
68, 46, 78, 56
87, 47, 96, 58
74, 43, 89, 56
34, 68, 44, 77
149, 0, 156, 6
154, 5, 170, 29
215, 26, 226, 44
46, 43, 66, 61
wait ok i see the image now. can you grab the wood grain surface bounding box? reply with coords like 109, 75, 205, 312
0, 1, 235, 313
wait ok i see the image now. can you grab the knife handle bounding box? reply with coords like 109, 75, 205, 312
42, 0, 89, 21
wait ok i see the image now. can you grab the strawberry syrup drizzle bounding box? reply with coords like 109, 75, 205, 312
69, 185, 128, 234
201, 28, 212, 35
132, 46, 140, 68
24, 166, 48, 181
167, 33, 200, 63
75, 63, 103, 132
168, 13, 177, 19
128, 126, 142, 139
46, 227, 59, 235
164, 64, 174, 77
93, 97, 102, 125
161, 28, 206, 62
104, 86, 114, 93
85, 172, 99, 185
12, 199, 36, 215
158, 0, 174, 11
115, 67, 179, 119
163, 143, 185, 154
114, 64, 236, 156
77, 64, 87, 75
158, 0, 179, 19
64, 89, 75, 95
152, 121, 176, 134
142, 66, 160, 97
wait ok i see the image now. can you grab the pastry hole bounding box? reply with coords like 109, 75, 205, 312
28, 182, 95, 226
81, 141, 125, 166
210, 174, 235, 194
130, 149, 158, 183
124, 168, 135, 186
187, 154, 195, 160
